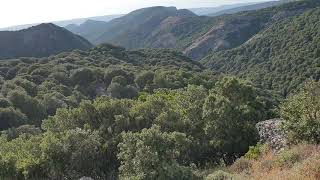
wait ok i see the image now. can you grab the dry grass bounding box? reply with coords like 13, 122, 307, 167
229, 144, 320, 180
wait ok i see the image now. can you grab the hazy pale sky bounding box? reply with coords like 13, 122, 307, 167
0, 0, 269, 28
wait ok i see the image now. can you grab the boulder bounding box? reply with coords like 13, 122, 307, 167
256, 118, 288, 152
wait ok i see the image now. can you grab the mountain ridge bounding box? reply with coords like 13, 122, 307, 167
67, 0, 320, 60
0, 23, 92, 59
201, 6, 320, 95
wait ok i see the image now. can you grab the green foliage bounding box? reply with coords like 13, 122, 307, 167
7, 90, 46, 125
70, 68, 97, 86
0, 75, 277, 179
205, 170, 234, 180
202, 6, 320, 95
0, 98, 11, 108
0, 39, 283, 179
274, 149, 301, 168
280, 81, 320, 144
135, 71, 155, 90
2, 125, 42, 140
0, 107, 27, 131
0, 44, 211, 130
203, 77, 271, 164
118, 125, 193, 179
0, 135, 43, 179
244, 143, 268, 160
40, 129, 104, 179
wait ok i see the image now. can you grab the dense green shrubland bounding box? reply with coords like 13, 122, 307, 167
0, 76, 276, 179
202, 7, 320, 96
0, 44, 215, 131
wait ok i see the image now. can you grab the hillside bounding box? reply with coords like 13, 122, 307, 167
207, 0, 288, 16
2, 1, 320, 180
92, 6, 197, 46
65, 20, 110, 43
0, 23, 92, 59
0, 43, 210, 128
0, 42, 280, 179
153, 0, 320, 60
68, 0, 320, 60
202, 7, 320, 96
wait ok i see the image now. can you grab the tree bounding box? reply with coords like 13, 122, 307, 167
118, 125, 194, 180
70, 68, 96, 86
280, 81, 320, 143
0, 107, 27, 130
41, 92, 67, 116
7, 90, 46, 125
135, 71, 155, 90
0, 98, 11, 108
0, 135, 43, 179
40, 129, 104, 179
107, 82, 123, 98
202, 77, 270, 164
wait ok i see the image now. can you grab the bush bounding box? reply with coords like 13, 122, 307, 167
205, 170, 234, 180
244, 143, 268, 160
70, 68, 96, 86
280, 81, 320, 144
0, 98, 11, 108
0, 107, 27, 130
230, 158, 252, 174
275, 149, 301, 168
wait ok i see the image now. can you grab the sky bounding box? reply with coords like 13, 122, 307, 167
0, 0, 270, 28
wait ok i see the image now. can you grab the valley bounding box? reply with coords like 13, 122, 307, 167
0, 0, 319, 179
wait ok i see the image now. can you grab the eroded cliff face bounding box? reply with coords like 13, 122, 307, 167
256, 119, 288, 152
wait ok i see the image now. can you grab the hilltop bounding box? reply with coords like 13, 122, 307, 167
0, 23, 92, 59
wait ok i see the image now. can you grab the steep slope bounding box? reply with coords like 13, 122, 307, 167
65, 20, 110, 43
93, 6, 197, 47
69, 0, 320, 60
0, 23, 92, 59
202, 7, 320, 96
174, 0, 320, 59
207, 0, 290, 16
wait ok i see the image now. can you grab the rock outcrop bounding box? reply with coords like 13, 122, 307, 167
256, 118, 288, 152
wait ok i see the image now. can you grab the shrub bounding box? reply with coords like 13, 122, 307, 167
230, 158, 252, 174
0, 98, 11, 108
0, 107, 27, 130
205, 170, 234, 180
280, 81, 320, 144
275, 149, 300, 168
244, 143, 268, 160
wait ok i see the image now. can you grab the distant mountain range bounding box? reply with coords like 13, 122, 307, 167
0, 0, 313, 62
189, 2, 257, 15
0, 23, 92, 59
0, 1, 284, 31
0, 14, 123, 31
64, 0, 317, 60
207, 0, 292, 16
